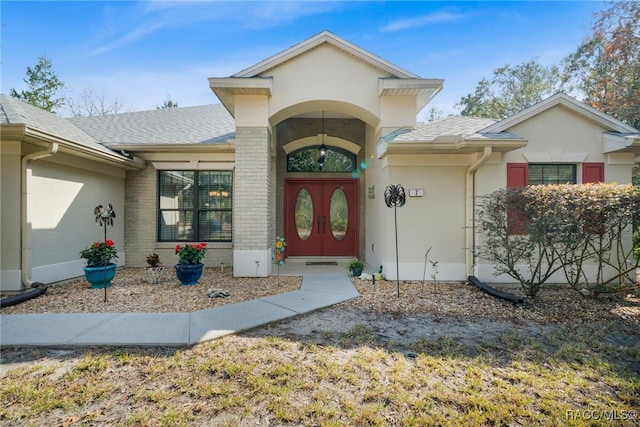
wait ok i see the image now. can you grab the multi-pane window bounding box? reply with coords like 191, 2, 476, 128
158, 171, 232, 242
528, 164, 576, 185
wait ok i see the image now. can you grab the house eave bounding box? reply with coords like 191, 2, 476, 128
1, 124, 146, 170
380, 138, 527, 157
379, 78, 444, 113
208, 77, 273, 117
107, 143, 236, 154
603, 133, 640, 154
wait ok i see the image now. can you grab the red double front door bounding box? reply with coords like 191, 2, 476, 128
285, 179, 358, 257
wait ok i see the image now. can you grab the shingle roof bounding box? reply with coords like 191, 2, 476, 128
69, 104, 235, 145
388, 116, 500, 142
0, 94, 115, 155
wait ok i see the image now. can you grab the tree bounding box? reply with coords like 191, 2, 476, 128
67, 89, 125, 116
157, 95, 179, 109
422, 106, 443, 122
9, 55, 65, 113
456, 59, 564, 119
564, 1, 640, 129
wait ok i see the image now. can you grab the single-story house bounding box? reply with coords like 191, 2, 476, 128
2, 31, 639, 292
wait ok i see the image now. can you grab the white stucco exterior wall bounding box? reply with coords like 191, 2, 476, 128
381, 160, 468, 281
1, 148, 127, 291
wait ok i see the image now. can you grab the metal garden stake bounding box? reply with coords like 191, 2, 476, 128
384, 184, 406, 297
94, 204, 116, 302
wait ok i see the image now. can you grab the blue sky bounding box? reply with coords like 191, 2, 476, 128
1, 1, 603, 118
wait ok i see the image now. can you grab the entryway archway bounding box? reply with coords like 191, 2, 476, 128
285, 178, 358, 257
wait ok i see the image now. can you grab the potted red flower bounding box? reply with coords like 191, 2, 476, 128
174, 242, 207, 286
80, 239, 118, 288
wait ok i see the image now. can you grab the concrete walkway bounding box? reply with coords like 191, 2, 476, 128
0, 274, 359, 347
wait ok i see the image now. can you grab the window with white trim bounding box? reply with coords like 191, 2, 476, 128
158, 171, 232, 242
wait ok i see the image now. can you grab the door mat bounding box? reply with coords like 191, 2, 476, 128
305, 261, 338, 266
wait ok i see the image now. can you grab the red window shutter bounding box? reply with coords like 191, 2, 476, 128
507, 163, 528, 188
582, 163, 604, 183
506, 163, 529, 234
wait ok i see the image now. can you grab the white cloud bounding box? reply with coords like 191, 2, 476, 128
92, 21, 166, 56
382, 11, 466, 33
89, 1, 346, 57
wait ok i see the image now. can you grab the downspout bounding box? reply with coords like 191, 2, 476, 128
465, 145, 492, 277
21, 143, 59, 289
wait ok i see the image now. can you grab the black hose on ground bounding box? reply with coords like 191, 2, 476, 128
1, 282, 48, 308
468, 276, 524, 304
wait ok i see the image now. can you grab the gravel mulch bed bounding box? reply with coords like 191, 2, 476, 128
346, 278, 640, 325
1, 267, 301, 314
3, 268, 638, 327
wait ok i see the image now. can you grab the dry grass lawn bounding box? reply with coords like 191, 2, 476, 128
1, 270, 639, 426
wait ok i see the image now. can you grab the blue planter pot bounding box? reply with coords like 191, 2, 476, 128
83, 264, 117, 289
175, 263, 204, 286
350, 267, 363, 277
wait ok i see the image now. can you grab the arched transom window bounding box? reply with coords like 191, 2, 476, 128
287, 145, 357, 172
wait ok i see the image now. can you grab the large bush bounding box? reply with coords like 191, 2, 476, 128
477, 183, 640, 297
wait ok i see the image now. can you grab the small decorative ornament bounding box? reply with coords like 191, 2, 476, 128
385, 184, 405, 297
273, 235, 287, 284
207, 288, 230, 298
273, 235, 286, 266
145, 253, 165, 284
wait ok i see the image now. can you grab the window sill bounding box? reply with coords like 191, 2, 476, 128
156, 242, 232, 250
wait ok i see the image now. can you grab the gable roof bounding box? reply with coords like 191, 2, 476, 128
233, 30, 420, 79
209, 31, 443, 118
69, 104, 235, 146
481, 93, 639, 134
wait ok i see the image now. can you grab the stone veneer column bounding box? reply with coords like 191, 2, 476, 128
233, 126, 273, 277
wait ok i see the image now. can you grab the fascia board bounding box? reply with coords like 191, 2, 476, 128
107, 143, 236, 153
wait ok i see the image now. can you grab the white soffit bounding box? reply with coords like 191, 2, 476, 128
207, 77, 273, 94
379, 78, 444, 96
